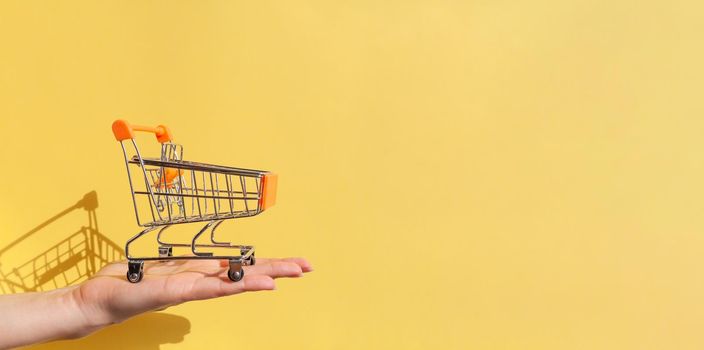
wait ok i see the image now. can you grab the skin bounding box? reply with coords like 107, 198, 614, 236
0, 256, 312, 349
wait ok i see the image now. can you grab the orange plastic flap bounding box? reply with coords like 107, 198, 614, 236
259, 173, 278, 210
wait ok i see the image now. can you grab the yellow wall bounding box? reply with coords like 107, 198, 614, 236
1, 1, 703, 349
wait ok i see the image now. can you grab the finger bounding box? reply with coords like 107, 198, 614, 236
227, 274, 276, 293
219, 257, 313, 272
244, 261, 303, 278
182, 275, 276, 301
286, 257, 313, 272
259, 257, 313, 272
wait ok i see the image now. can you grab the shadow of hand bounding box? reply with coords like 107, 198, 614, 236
74, 257, 312, 326
29, 312, 191, 350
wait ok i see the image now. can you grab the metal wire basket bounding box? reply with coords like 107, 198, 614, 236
112, 120, 277, 283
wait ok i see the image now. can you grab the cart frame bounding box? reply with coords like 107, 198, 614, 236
112, 120, 277, 283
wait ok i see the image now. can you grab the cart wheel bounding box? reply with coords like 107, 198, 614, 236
127, 271, 143, 283
127, 261, 144, 283
228, 267, 244, 282
158, 246, 173, 258
241, 248, 255, 266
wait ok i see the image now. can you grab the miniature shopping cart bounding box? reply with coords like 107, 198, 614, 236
112, 120, 277, 283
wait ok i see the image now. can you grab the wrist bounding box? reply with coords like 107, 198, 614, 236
0, 286, 110, 349
62, 285, 114, 338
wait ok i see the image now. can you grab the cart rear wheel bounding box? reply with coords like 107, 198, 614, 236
127, 271, 143, 283
228, 267, 244, 282
127, 261, 144, 283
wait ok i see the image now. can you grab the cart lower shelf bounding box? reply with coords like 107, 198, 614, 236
126, 245, 255, 283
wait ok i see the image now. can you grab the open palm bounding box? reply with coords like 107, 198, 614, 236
72, 257, 312, 326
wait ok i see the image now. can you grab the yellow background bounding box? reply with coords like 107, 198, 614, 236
1, 0, 703, 349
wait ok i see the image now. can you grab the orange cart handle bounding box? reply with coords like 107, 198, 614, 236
112, 119, 173, 143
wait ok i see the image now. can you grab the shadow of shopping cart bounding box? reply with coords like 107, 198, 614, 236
0, 191, 124, 293
1, 191, 191, 350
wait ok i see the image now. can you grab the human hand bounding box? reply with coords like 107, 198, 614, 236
0, 256, 312, 349
73, 257, 313, 329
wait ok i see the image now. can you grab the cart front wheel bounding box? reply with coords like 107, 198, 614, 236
228, 267, 244, 282
241, 248, 256, 266
158, 246, 173, 258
